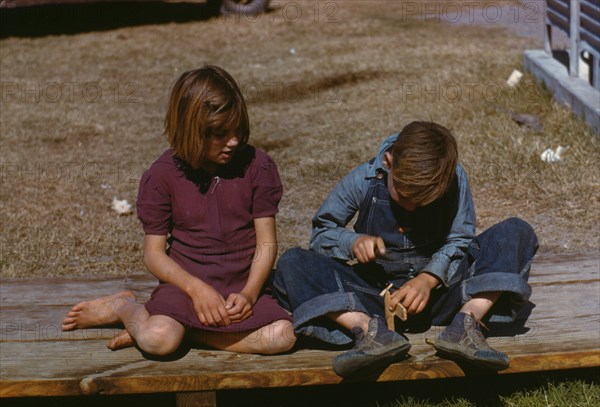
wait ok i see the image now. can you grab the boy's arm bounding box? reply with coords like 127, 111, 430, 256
419, 165, 476, 286
309, 164, 370, 260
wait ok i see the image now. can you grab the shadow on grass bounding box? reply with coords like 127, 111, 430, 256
0, 1, 221, 38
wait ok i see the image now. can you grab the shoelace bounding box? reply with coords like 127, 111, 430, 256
424, 312, 489, 346
467, 312, 489, 331
464, 313, 492, 348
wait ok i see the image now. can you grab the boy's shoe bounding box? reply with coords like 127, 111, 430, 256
430, 312, 509, 370
332, 316, 411, 378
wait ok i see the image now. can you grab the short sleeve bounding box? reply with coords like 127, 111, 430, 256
136, 167, 172, 235
251, 151, 283, 218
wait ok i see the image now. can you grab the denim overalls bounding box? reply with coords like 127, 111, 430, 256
274, 172, 538, 346
354, 169, 459, 277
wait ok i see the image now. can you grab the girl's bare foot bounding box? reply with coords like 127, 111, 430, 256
61, 291, 136, 331
108, 329, 136, 350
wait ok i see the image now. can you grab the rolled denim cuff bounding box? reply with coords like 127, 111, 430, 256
339, 231, 361, 260
423, 254, 450, 286
292, 291, 369, 345
309, 231, 360, 260
461, 272, 532, 323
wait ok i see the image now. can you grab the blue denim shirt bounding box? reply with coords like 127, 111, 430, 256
309, 134, 476, 286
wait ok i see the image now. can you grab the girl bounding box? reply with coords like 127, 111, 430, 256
62, 66, 296, 356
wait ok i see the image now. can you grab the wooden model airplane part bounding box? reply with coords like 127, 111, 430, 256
379, 283, 408, 331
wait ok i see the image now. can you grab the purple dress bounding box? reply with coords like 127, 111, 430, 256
137, 145, 291, 332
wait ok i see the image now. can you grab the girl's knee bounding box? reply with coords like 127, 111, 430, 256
137, 321, 184, 356
253, 320, 296, 355
269, 320, 296, 353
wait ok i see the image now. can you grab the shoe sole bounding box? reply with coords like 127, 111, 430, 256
432, 344, 509, 371
333, 342, 411, 379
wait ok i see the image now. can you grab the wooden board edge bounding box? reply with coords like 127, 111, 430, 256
77, 367, 343, 395
70, 350, 600, 396
0, 379, 81, 398
503, 350, 600, 373
2, 350, 598, 398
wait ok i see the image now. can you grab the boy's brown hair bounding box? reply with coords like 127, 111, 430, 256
164, 65, 250, 169
390, 121, 458, 206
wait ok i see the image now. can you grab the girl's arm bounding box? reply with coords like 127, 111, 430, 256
225, 216, 277, 321
143, 234, 231, 327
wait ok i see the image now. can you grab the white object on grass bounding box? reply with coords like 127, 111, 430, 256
111, 197, 133, 215
540, 146, 567, 163
506, 69, 523, 87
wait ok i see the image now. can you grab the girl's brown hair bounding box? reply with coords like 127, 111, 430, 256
390, 121, 458, 206
164, 65, 250, 169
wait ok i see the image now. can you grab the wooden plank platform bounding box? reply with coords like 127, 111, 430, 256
1, 254, 599, 402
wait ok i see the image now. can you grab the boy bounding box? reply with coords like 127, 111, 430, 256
274, 121, 538, 378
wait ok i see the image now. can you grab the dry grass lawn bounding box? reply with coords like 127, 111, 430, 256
1, 0, 599, 278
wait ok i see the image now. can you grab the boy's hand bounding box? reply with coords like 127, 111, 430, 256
225, 292, 254, 323
352, 235, 386, 263
390, 273, 438, 315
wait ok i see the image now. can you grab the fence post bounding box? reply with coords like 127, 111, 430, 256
569, 0, 579, 77
543, 0, 552, 54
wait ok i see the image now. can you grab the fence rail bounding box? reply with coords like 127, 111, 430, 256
545, 0, 600, 90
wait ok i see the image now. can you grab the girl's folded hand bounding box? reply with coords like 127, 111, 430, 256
225, 292, 253, 322
190, 283, 230, 327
